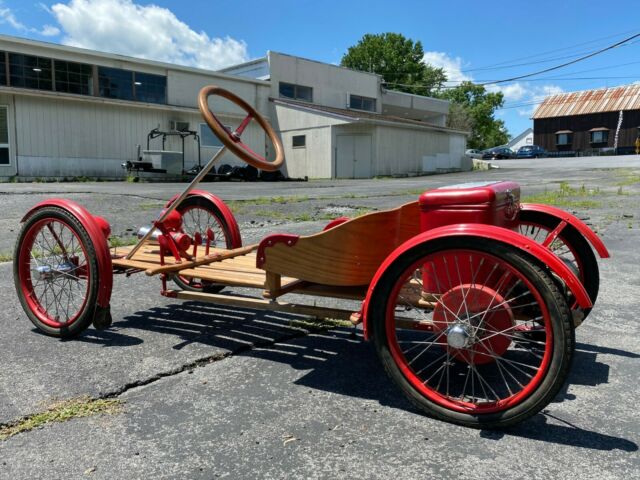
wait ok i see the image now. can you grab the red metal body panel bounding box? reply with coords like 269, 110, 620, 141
21, 199, 113, 308
165, 190, 242, 248
360, 223, 593, 340
419, 181, 521, 231
419, 181, 521, 292
520, 203, 610, 258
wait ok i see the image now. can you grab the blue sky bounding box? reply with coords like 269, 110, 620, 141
1, 0, 639, 137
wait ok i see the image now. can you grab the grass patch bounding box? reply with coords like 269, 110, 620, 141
0, 252, 12, 263
138, 202, 164, 211
227, 196, 308, 215
0, 397, 122, 441
615, 174, 640, 187
109, 236, 139, 248
522, 181, 602, 209
394, 188, 427, 196
252, 209, 314, 222
288, 318, 354, 332
252, 205, 375, 223
228, 194, 375, 215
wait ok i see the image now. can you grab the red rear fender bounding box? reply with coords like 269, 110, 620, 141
520, 203, 609, 258
361, 224, 592, 340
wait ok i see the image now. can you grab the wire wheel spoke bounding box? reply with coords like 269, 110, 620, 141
387, 248, 552, 412
173, 201, 232, 291
20, 218, 90, 327
519, 221, 580, 276
180, 205, 228, 249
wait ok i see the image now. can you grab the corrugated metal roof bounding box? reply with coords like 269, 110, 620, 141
532, 84, 640, 119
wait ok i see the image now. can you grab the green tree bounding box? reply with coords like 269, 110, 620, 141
341, 33, 446, 96
439, 82, 509, 150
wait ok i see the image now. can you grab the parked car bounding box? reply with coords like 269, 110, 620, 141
465, 149, 484, 159
482, 147, 516, 160
516, 145, 546, 159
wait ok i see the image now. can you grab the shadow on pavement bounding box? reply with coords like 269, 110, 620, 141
481, 414, 638, 452
76, 300, 638, 451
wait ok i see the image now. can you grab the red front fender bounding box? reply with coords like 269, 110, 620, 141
21, 199, 113, 309
165, 190, 242, 248
520, 203, 610, 258
361, 224, 592, 340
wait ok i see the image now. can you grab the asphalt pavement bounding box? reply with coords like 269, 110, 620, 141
0, 158, 638, 479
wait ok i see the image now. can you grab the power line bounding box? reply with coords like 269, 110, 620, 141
381, 34, 640, 90
458, 28, 640, 72
383, 73, 640, 90
459, 40, 640, 74
429, 74, 640, 84
475, 32, 640, 85
530, 59, 640, 79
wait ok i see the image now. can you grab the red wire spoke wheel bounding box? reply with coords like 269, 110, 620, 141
370, 237, 573, 428
172, 196, 233, 292
198, 85, 284, 172
13, 207, 99, 338
518, 210, 599, 320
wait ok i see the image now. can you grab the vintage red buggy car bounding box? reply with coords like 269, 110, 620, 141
13, 86, 609, 428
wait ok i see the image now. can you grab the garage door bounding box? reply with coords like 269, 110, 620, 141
336, 134, 372, 179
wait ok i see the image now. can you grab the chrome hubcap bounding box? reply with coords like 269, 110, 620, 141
446, 323, 473, 349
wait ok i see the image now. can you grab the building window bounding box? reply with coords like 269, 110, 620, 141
55, 60, 93, 95
292, 135, 306, 148
279, 82, 313, 102
0, 106, 10, 165
9, 53, 52, 91
590, 129, 609, 144
349, 94, 376, 112
199, 123, 229, 148
134, 72, 166, 104
555, 132, 573, 146
0, 52, 6, 86
98, 67, 133, 101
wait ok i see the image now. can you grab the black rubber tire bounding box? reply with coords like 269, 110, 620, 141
13, 206, 99, 338
218, 164, 232, 176
172, 195, 234, 293
370, 237, 574, 429
243, 165, 258, 181
519, 209, 599, 319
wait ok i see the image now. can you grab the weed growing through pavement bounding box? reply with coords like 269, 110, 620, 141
0, 397, 123, 441
522, 181, 602, 208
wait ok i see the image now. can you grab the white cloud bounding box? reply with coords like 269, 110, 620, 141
423, 51, 564, 118
40, 24, 60, 36
423, 51, 472, 86
513, 84, 565, 117
0, 1, 58, 36
50, 0, 249, 70
0, 4, 24, 31
487, 82, 527, 102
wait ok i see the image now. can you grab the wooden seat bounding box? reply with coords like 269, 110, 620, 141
258, 201, 421, 286
112, 200, 421, 291
112, 244, 297, 290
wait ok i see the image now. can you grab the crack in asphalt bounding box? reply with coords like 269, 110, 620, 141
0, 321, 347, 436
101, 322, 347, 399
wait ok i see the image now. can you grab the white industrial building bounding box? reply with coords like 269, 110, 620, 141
223, 52, 469, 178
0, 35, 468, 180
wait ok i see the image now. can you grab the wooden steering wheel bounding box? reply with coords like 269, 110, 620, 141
198, 85, 284, 172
